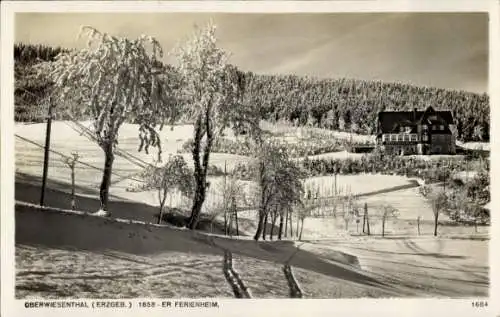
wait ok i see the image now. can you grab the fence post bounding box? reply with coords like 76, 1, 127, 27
366, 206, 371, 236
223, 160, 227, 235
417, 216, 421, 236
382, 216, 385, 237
70, 159, 76, 210
40, 101, 54, 207
362, 203, 367, 233
232, 196, 239, 237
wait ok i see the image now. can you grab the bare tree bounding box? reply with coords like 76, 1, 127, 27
379, 204, 398, 237
252, 140, 304, 241
216, 175, 246, 235
62, 151, 80, 210
343, 193, 359, 232
138, 155, 193, 224
278, 206, 285, 240
270, 205, 279, 240
297, 205, 310, 241
430, 191, 449, 236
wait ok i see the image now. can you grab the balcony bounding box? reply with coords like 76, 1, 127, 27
381, 133, 419, 143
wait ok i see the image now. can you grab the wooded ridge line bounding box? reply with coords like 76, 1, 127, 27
14, 42, 489, 143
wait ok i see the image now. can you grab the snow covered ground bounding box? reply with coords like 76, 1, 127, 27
16, 202, 488, 299
14, 121, 490, 298
300, 237, 488, 297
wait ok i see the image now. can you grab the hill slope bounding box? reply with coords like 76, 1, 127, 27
14, 43, 489, 142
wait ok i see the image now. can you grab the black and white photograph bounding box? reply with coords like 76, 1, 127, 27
1, 1, 498, 316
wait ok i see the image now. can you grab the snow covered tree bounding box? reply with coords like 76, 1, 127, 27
430, 191, 448, 236
252, 139, 305, 241
61, 151, 80, 210
36, 26, 179, 214
174, 22, 260, 229
379, 204, 398, 237
138, 155, 193, 224
341, 192, 358, 231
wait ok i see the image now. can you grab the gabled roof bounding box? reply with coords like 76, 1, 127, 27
378, 106, 454, 134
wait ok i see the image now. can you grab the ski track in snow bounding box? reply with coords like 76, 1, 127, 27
14, 122, 489, 298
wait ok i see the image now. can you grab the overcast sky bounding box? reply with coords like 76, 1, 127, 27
15, 12, 488, 94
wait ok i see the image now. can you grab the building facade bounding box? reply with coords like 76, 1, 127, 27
376, 106, 456, 155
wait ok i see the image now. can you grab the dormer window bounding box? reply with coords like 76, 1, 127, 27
405, 126, 412, 133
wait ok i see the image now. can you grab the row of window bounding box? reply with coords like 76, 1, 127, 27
430, 125, 445, 131
382, 133, 427, 142
398, 125, 445, 132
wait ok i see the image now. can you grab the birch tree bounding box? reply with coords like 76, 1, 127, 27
37, 27, 179, 214
138, 155, 193, 224
431, 191, 448, 236
379, 204, 398, 237
252, 140, 304, 241
61, 152, 80, 210
174, 22, 260, 229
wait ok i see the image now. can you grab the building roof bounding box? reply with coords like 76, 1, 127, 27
378, 106, 454, 134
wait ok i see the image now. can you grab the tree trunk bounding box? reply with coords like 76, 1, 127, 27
382, 217, 385, 237
433, 212, 439, 237
296, 214, 300, 237
417, 216, 421, 235
223, 162, 228, 235
188, 181, 206, 229
158, 206, 164, 225
362, 203, 367, 233
187, 115, 212, 230
99, 142, 115, 212
270, 208, 278, 240
253, 207, 265, 241
70, 163, 76, 210
278, 211, 284, 240
262, 212, 269, 240
284, 207, 288, 238
299, 218, 305, 241
157, 188, 168, 225
366, 209, 371, 236
289, 211, 293, 237
224, 206, 228, 236
234, 208, 239, 237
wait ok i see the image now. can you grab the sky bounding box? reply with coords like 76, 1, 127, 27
15, 12, 488, 94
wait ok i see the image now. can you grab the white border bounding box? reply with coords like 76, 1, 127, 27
1, 1, 499, 317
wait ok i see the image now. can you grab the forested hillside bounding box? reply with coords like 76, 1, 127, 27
241, 71, 490, 142
14, 43, 490, 142
14, 43, 70, 122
